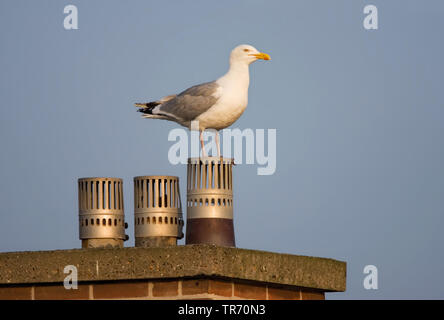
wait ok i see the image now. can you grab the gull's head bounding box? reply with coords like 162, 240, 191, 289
230, 44, 271, 66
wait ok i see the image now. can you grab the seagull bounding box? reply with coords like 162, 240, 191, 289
135, 44, 270, 157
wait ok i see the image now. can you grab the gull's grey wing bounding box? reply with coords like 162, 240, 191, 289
156, 81, 219, 121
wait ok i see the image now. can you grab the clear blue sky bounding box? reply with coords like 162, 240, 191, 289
1, 0, 443, 299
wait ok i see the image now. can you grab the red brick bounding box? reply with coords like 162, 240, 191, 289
0, 286, 32, 300
268, 286, 301, 300
208, 279, 232, 297
234, 282, 266, 300
93, 281, 148, 299
35, 284, 89, 300
181, 279, 232, 297
152, 280, 178, 297
182, 279, 209, 295
300, 289, 325, 300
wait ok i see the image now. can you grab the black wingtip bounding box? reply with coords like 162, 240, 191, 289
134, 101, 161, 114
144, 101, 161, 108
137, 107, 152, 114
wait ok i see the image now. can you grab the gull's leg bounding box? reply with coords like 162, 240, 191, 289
215, 130, 221, 158
200, 130, 207, 157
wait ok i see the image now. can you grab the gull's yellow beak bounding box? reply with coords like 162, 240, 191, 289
251, 52, 271, 60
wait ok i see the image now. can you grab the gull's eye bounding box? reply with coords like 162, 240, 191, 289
243, 49, 250, 52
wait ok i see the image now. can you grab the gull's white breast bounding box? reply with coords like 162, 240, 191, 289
195, 79, 248, 130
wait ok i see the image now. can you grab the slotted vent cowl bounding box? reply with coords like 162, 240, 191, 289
78, 177, 127, 242
133, 176, 184, 243
186, 157, 235, 247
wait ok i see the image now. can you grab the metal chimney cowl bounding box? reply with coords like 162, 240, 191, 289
186, 157, 235, 247
78, 177, 128, 248
133, 175, 184, 247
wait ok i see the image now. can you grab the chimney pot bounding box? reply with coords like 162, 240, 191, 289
133, 175, 184, 247
78, 177, 127, 248
185, 157, 235, 247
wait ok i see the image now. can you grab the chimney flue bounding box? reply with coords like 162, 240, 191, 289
186, 157, 235, 247
133, 176, 184, 247
78, 177, 128, 248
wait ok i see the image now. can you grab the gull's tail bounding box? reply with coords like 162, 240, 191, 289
134, 101, 170, 120
134, 94, 177, 120
135, 101, 160, 114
